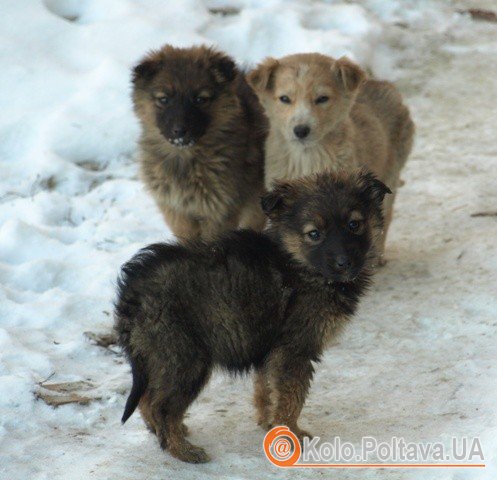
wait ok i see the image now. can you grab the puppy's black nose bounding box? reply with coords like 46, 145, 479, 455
172, 126, 187, 138
335, 255, 351, 270
293, 125, 310, 139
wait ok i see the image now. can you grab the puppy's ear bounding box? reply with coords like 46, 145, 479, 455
132, 56, 161, 85
247, 58, 279, 92
332, 56, 366, 93
210, 53, 237, 84
358, 169, 392, 207
261, 181, 295, 218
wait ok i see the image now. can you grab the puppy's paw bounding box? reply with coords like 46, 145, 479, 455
377, 257, 387, 267
373, 253, 387, 268
293, 427, 314, 443
169, 441, 210, 464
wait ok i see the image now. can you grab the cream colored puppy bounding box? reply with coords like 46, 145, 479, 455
248, 53, 414, 263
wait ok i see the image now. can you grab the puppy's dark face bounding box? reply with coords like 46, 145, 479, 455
132, 45, 237, 148
262, 170, 391, 282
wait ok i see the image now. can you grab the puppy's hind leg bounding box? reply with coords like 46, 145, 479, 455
139, 390, 156, 433
253, 366, 273, 430
150, 359, 212, 463
139, 390, 190, 436
377, 188, 396, 266
376, 170, 400, 267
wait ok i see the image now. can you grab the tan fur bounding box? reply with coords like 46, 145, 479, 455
133, 46, 267, 241
248, 53, 414, 261
252, 348, 313, 440
138, 391, 156, 433
253, 367, 272, 430
281, 230, 308, 264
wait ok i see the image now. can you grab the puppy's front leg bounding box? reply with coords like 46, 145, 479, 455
268, 350, 314, 441
200, 213, 238, 240
239, 196, 266, 232
161, 206, 201, 241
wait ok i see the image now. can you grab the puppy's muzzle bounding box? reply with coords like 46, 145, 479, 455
326, 255, 359, 282
168, 125, 195, 148
334, 255, 351, 271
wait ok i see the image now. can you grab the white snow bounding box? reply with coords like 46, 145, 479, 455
1, 1, 496, 479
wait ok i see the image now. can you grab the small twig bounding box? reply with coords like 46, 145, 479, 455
458, 8, 497, 23
209, 7, 240, 16
471, 211, 497, 217
84, 331, 118, 348
39, 371, 56, 385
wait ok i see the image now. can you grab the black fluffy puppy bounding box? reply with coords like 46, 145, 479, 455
115, 169, 390, 463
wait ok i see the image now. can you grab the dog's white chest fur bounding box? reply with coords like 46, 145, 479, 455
265, 139, 347, 188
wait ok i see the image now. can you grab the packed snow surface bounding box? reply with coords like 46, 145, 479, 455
1, 0, 496, 479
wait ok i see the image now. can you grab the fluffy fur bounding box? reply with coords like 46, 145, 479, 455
133, 45, 268, 241
247, 53, 414, 262
114, 169, 390, 463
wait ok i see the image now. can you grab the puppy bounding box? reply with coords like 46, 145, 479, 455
247, 53, 414, 262
132, 45, 267, 241
115, 169, 390, 463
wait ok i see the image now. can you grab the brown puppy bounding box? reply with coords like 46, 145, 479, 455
133, 45, 267, 241
115, 169, 390, 463
248, 53, 414, 263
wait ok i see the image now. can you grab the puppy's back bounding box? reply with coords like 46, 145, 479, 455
114, 231, 291, 378
357, 80, 415, 168
114, 231, 286, 348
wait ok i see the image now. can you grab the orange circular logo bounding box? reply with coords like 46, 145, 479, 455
263, 426, 301, 467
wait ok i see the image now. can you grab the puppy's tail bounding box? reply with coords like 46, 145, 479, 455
121, 355, 147, 424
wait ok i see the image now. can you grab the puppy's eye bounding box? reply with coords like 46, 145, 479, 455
279, 95, 291, 104
194, 96, 209, 105
315, 95, 329, 104
155, 96, 170, 106
348, 220, 361, 233
307, 230, 321, 241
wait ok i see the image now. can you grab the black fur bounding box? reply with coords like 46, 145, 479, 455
121, 355, 147, 424
114, 170, 388, 463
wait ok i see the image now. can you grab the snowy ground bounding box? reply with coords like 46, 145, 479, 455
1, 0, 496, 479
